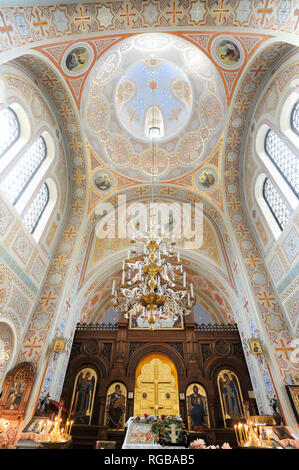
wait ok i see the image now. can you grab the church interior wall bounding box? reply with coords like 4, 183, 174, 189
0, 1, 298, 447
242, 51, 299, 337
0, 61, 69, 392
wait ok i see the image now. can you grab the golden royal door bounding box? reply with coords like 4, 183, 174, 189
134, 354, 180, 417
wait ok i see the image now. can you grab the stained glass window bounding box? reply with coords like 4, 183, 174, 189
22, 183, 49, 233
265, 129, 299, 197
263, 178, 292, 230
291, 101, 299, 136
0, 136, 47, 204
0, 107, 20, 157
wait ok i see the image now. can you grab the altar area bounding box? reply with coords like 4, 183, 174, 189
122, 416, 188, 449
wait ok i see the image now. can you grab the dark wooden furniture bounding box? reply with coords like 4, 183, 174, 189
61, 314, 256, 448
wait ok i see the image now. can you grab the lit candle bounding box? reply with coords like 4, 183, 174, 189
65, 420, 69, 435
183, 271, 186, 288
238, 423, 243, 445
177, 252, 180, 263
121, 269, 125, 285
69, 420, 73, 437
111, 279, 115, 295
190, 283, 194, 298
234, 425, 241, 446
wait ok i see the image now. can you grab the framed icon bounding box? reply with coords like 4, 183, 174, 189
249, 339, 263, 354
53, 338, 67, 353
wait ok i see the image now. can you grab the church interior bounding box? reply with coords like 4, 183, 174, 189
0, 0, 298, 451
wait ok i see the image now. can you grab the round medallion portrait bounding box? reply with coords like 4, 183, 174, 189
92, 170, 115, 193
211, 36, 244, 70
62, 42, 94, 76
196, 167, 218, 192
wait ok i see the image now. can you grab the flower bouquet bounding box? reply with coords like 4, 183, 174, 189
189, 438, 231, 449
151, 415, 188, 447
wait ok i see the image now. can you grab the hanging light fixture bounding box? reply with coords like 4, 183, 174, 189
111, 65, 195, 329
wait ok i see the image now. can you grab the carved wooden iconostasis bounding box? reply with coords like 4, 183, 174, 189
60, 310, 256, 449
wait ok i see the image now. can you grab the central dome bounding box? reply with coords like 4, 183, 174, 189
83, 33, 227, 182
115, 58, 192, 141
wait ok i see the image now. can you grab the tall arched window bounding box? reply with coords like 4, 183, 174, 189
265, 129, 299, 197
291, 100, 299, 136
0, 135, 47, 204
263, 178, 292, 230
22, 183, 49, 234
0, 107, 20, 157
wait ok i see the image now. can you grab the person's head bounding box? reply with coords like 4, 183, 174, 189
115, 384, 120, 393
74, 48, 86, 65
193, 385, 198, 393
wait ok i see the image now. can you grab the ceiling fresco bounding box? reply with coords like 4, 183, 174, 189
30, 27, 271, 213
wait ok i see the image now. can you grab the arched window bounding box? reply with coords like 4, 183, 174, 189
263, 177, 292, 230
22, 183, 49, 234
265, 129, 299, 197
291, 100, 299, 136
0, 135, 47, 204
0, 107, 20, 157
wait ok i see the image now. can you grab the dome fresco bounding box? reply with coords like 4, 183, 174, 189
83, 33, 227, 182
115, 58, 192, 140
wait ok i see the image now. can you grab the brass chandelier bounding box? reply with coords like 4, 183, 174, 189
111, 216, 196, 328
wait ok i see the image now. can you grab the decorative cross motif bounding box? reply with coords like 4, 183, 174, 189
120, 3, 136, 26
0, 12, 13, 45
226, 167, 238, 179
163, 187, 175, 195
166, 423, 181, 444
65, 298, 71, 312
243, 298, 249, 312
228, 199, 240, 209
40, 290, 56, 307
32, 9, 48, 37
236, 226, 249, 237
64, 228, 76, 238
54, 256, 68, 268
72, 201, 83, 212
70, 140, 81, 152
274, 339, 294, 361
236, 99, 249, 111
24, 336, 42, 357
257, 0, 273, 25
136, 188, 147, 196
43, 74, 58, 87
74, 6, 91, 31
246, 255, 261, 267
212, 0, 230, 23
60, 104, 72, 117
73, 171, 85, 184
228, 133, 240, 146
258, 290, 275, 307
166, 1, 183, 24
251, 65, 267, 77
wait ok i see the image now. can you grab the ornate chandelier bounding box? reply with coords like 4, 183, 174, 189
111, 219, 195, 328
